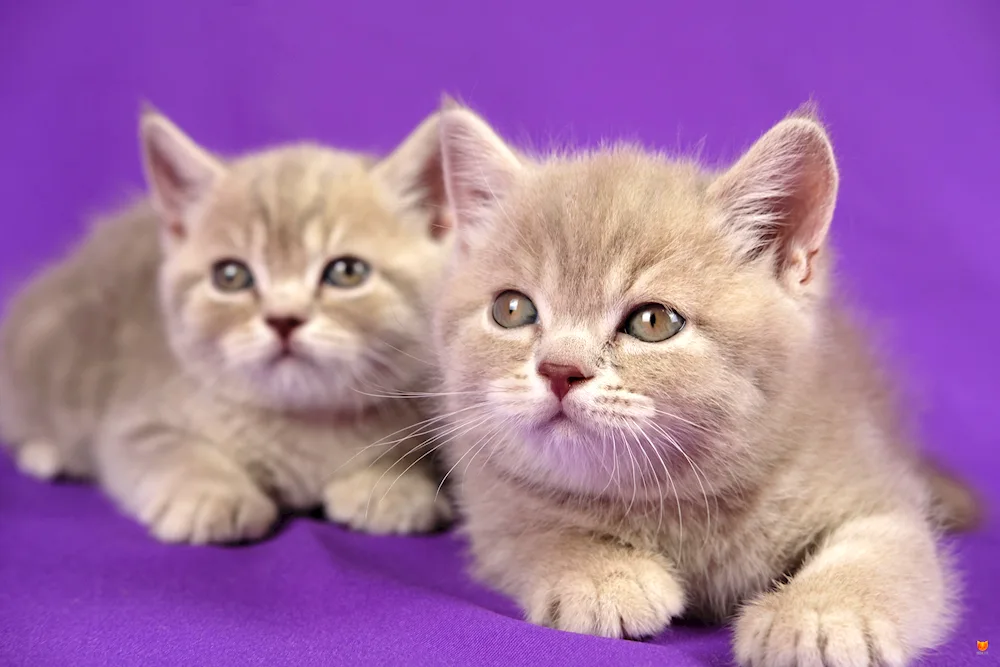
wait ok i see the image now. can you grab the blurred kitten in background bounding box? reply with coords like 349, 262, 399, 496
0, 107, 453, 543
430, 103, 980, 666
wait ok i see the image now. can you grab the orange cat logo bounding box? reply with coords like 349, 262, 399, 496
978, 640, 989, 651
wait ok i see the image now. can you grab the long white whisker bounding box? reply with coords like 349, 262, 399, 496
598, 427, 619, 496
634, 421, 682, 546
332, 402, 489, 474
479, 418, 512, 471
644, 418, 714, 549
373, 414, 492, 509
620, 427, 640, 521
366, 407, 494, 469
435, 417, 508, 500
624, 421, 662, 530
370, 335, 436, 367
350, 388, 490, 399
651, 407, 717, 435
462, 417, 512, 478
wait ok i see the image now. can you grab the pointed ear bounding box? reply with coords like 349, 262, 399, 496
139, 106, 225, 241
371, 111, 451, 240
438, 104, 522, 247
707, 107, 839, 288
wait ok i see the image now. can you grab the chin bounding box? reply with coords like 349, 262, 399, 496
509, 417, 608, 490
530, 413, 583, 443
236, 356, 338, 410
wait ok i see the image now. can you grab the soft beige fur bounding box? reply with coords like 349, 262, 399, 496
0, 108, 454, 543
430, 104, 977, 666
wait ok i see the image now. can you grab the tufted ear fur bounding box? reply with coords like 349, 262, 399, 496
708, 106, 839, 291
372, 111, 453, 240
437, 101, 523, 249
139, 106, 225, 243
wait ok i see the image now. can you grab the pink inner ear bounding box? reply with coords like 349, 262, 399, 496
439, 108, 521, 234
430, 207, 454, 240
166, 220, 186, 241
140, 115, 223, 243
711, 117, 839, 284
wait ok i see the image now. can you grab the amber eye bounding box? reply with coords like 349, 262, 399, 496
211, 259, 255, 292
622, 303, 685, 342
492, 290, 538, 329
322, 256, 370, 288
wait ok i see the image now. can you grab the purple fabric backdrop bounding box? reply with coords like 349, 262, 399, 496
1, 1, 997, 665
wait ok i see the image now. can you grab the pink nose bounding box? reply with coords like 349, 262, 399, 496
265, 316, 304, 341
537, 361, 592, 400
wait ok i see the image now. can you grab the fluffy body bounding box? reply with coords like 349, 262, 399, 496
0, 113, 452, 543
431, 106, 971, 666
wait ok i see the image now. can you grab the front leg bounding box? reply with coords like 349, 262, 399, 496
734, 513, 953, 667
470, 514, 686, 638
97, 422, 278, 544
323, 455, 452, 534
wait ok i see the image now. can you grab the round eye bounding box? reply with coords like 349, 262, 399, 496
322, 256, 370, 288
211, 259, 255, 292
492, 290, 538, 329
622, 303, 685, 342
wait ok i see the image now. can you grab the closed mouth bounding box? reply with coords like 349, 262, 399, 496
547, 409, 571, 425
270, 347, 299, 364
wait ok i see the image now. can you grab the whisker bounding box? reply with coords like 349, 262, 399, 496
623, 421, 661, 524
651, 407, 717, 435
634, 421, 682, 546
599, 429, 622, 497
349, 388, 491, 400
461, 417, 511, 478
370, 335, 436, 367
372, 414, 492, 511
479, 418, 512, 471
644, 418, 716, 549
366, 406, 489, 468
435, 417, 508, 500
331, 402, 490, 474
620, 426, 640, 521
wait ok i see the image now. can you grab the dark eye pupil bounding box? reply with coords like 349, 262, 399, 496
492, 290, 537, 328
622, 303, 684, 342
323, 256, 369, 287
212, 260, 253, 292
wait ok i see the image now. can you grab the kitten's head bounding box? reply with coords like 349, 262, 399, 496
140, 108, 450, 411
433, 106, 838, 499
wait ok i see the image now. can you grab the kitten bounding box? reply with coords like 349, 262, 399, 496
430, 105, 979, 666
0, 107, 453, 543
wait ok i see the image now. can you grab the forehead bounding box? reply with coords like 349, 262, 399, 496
480, 150, 727, 318
194, 147, 403, 266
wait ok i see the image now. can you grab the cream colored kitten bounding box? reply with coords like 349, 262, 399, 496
431, 105, 978, 666
0, 108, 453, 543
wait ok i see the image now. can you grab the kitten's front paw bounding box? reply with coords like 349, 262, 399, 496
734, 590, 905, 667
15, 439, 63, 480
525, 552, 685, 639
137, 478, 278, 545
323, 466, 452, 534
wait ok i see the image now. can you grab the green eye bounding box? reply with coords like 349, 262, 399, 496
211, 259, 255, 292
622, 304, 685, 342
492, 290, 538, 328
322, 256, 370, 288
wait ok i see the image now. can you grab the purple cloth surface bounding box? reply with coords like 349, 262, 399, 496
0, 1, 997, 665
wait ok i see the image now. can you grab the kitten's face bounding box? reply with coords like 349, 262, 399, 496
434, 110, 837, 499
142, 112, 449, 411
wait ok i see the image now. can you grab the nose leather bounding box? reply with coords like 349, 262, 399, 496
265, 316, 304, 341
537, 361, 592, 400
